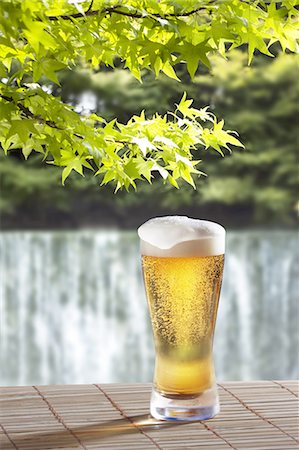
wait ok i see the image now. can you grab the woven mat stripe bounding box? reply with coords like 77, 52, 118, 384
94, 384, 163, 450
219, 383, 299, 444
200, 421, 237, 450
272, 381, 299, 398
0, 423, 18, 450
32, 385, 87, 450
95, 385, 237, 450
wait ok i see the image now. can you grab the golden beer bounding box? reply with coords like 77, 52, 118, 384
139, 216, 225, 421
142, 255, 224, 396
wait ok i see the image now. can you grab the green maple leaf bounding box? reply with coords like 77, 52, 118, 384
6, 119, 37, 144
248, 31, 274, 64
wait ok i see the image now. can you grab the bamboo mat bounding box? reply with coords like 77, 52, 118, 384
0, 381, 298, 450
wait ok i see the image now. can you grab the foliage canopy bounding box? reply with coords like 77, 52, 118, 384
0, 0, 298, 189
1, 51, 298, 227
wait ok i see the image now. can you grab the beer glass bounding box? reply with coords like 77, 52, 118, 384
138, 216, 225, 421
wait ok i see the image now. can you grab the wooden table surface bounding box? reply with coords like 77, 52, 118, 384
0, 381, 298, 450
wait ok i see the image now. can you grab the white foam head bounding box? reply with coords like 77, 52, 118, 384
138, 216, 225, 257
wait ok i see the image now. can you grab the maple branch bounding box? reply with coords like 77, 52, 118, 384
45, 0, 288, 21
0, 94, 135, 145
1, 94, 59, 130
86, 0, 94, 13
47, 6, 209, 21
0, 94, 85, 141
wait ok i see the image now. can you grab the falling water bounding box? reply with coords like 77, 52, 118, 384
0, 230, 298, 386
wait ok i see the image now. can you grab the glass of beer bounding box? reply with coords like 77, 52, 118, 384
138, 216, 225, 421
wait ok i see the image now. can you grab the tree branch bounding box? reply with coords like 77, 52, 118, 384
86, 0, 94, 13
46, 0, 281, 21
47, 5, 209, 21
0, 94, 132, 145
0, 94, 86, 141
1, 94, 60, 130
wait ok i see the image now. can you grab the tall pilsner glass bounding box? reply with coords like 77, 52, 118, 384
138, 216, 225, 421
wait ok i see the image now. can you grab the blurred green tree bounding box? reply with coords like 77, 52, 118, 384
2, 51, 298, 227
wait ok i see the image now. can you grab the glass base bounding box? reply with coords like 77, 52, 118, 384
150, 385, 220, 421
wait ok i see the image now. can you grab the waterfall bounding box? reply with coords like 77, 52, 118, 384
0, 230, 298, 386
